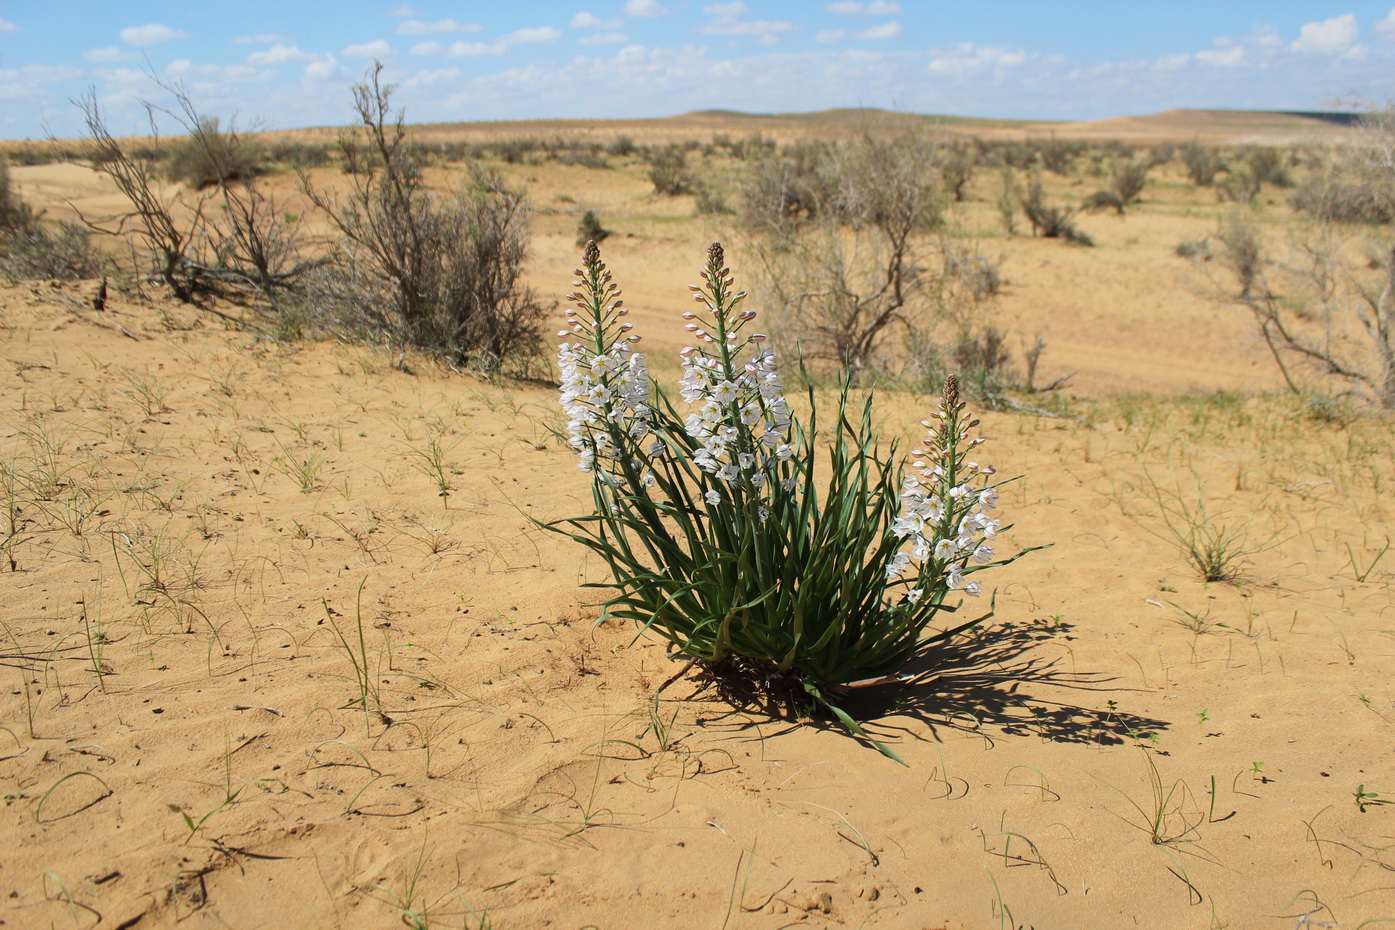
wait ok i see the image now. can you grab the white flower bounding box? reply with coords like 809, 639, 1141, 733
979, 488, 999, 511
972, 543, 993, 564
641, 470, 656, 488
886, 552, 911, 580
757, 505, 770, 522
705, 489, 721, 505
775, 443, 794, 461
716, 463, 738, 483
934, 538, 956, 561
711, 380, 739, 404
905, 588, 924, 604
963, 581, 982, 597
946, 562, 965, 589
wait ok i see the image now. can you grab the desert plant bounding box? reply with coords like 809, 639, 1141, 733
162, 115, 260, 189
1180, 141, 1222, 187
1083, 190, 1125, 214
0, 158, 35, 234
301, 63, 549, 372
1035, 135, 1077, 175
747, 130, 954, 378
547, 241, 1040, 761
1110, 158, 1149, 205
646, 145, 692, 196
152, 80, 318, 303
1217, 166, 1261, 204
73, 89, 210, 301
576, 210, 610, 246
1214, 208, 1264, 298
1022, 178, 1093, 246
1, 157, 105, 280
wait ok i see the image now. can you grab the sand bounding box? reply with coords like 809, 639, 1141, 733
1, 116, 1393, 929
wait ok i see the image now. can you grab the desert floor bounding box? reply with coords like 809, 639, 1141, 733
2, 114, 1394, 929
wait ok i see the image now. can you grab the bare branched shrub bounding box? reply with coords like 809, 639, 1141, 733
1180, 140, 1222, 187
1217, 166, 1261, 204
746, 130, 950, 379
1022, 178, 1093, 246
163, 115, 261, 189
154, 82, 319, 303
1111, 158, 1149, 204
1192, 119, 1395, 408
646, 145, 693, 196
1215, 208, 1264, 298
300, 64, 548, 373
74, 89, 209, 301
740, 142, 840, 230
1035, 135, 1078, 175
941, 143, 976, 202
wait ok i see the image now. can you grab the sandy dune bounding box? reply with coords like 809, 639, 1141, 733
2, 118, 1393, 928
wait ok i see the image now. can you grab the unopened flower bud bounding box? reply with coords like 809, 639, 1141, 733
750, 334, 766, 343
620, 323, 633, 331
684, 323, 698, 331
693, 294, 706, 302
681, 312, 696, 320
628, 335, 641, 343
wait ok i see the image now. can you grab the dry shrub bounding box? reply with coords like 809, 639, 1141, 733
301, 64, 549, 374
1022, 178, 1093, 246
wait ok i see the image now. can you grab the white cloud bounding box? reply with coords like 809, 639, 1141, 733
389, 4, 415, 15
1377, 8, 1395, 40
343, 39, 393, 57
825, 1, 900, 14
926, 42, 1026, 76
233, 34, 290, 45
120, 24, 189, 46
623, 0, 669, 17
446, 41, 507, 56
501, 26, 562, 44
396, 19, 481, 35
247, 44, 316, 65
699, 4, 795, 38
0, 18, 19, 33
1248, 25, 1282, 49
304, 55, 339, 81
83, 47, 135, 63
860, 21, 901, 40
1196, 44, 1246, 67
571, 11, 623, 29
580, 32, 628, 45
818, 21, 901, 42
403, 67, 461, 87
411, 41, 443, 55
1292, 14, 1357, 53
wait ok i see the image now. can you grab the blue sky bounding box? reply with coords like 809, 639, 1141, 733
3, 2, 1395, 139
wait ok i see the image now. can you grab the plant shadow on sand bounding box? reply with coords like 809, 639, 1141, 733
681, 618, 1170, 754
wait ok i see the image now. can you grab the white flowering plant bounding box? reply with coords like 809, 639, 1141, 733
548, 241, 1039, 762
